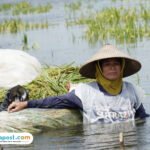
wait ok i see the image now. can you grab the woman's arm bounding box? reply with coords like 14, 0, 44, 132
135, 103, 149, 118
8, 101, 28, 112
28, 90, 83, 110
8, 91, 83, 112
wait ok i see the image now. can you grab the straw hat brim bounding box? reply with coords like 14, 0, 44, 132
79, 45, 141, 78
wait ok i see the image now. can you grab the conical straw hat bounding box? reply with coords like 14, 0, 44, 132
79, 44, 141, 78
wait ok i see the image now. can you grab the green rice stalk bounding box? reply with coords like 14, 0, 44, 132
0, 65, 92, 102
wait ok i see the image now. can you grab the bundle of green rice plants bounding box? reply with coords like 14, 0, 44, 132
24, 65, 92, 100
0, 65, 90, 101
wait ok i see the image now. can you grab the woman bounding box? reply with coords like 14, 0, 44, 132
8, 44, 149, 123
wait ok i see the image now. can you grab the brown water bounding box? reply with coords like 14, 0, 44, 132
0, 0, 150, 149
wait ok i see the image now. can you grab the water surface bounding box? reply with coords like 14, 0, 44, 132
0, 0, 150, 149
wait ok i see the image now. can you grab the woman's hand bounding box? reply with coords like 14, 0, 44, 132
7, 101, 28, 113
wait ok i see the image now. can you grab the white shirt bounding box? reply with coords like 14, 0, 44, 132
74, 81, 143, 124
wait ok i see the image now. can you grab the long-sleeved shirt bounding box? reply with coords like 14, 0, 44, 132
27, 90, 149, 119
28, 90, 83, 110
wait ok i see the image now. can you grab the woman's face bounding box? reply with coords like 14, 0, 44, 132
101, 58, 122, 80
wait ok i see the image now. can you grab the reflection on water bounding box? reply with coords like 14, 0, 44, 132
0, 0, 150, 149
33, 118, 149, 150
80, 121, 137, 150
2, 119, 150, 150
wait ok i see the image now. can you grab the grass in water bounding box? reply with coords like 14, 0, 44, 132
67, 6, 150, 45
0, 1, 52, 15
0, 19, 49, 33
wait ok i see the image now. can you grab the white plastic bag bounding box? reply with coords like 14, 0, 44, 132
0, 49, 41, 88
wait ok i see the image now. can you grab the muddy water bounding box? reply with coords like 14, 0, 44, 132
0, 0, 150, 149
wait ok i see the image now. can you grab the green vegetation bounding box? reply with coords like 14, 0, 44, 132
0, 65, 92, 101
13, 2, 52, 15
68, 6, 150, 44
64, 1, 82, 12
0, 3, 12, 11
22, 33, 29, 50
0, 19, 48, 33
0, 1, 51, 33
0, 1, 52, 15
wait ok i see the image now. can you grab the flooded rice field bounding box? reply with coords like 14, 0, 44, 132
0, 0, 150, 149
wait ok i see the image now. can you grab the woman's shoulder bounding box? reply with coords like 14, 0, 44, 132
71, 81, 98, 92
123, 81, 137, 91
79, 81, 98, 89
123, 81, 145, 98
123, 81, 143, 91
73, 81, 97, 87
123, 81, 133, 87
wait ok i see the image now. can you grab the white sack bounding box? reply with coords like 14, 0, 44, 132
0, 49, 41, 88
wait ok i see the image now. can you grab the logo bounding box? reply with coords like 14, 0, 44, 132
0, 133, 33, 144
